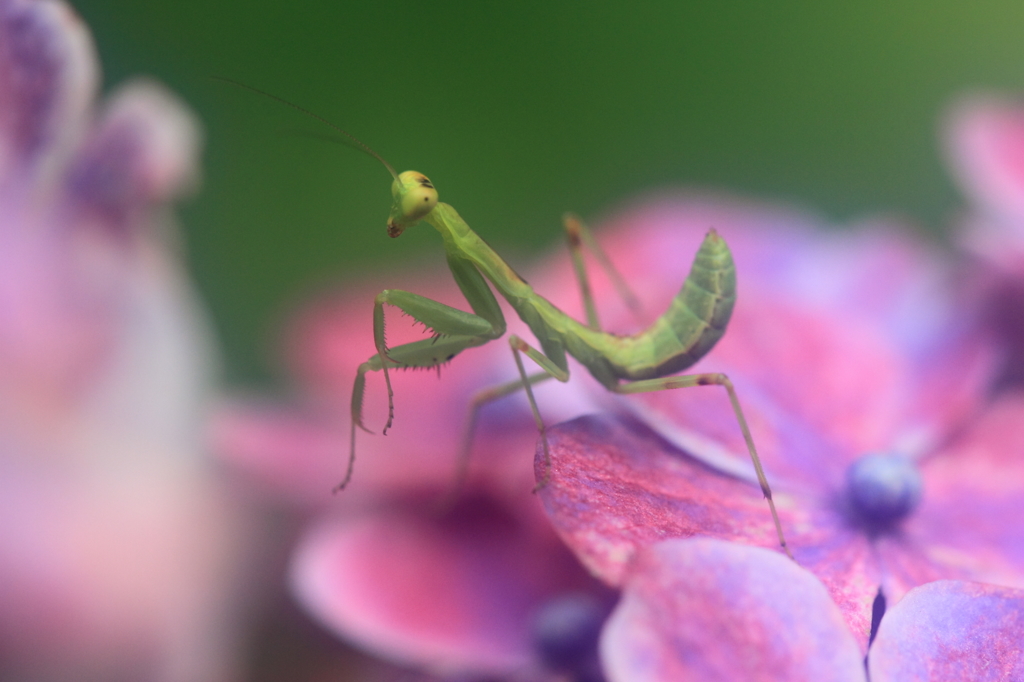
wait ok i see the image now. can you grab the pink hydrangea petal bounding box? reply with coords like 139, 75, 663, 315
869, 580, 1024, 681
959, 214, 1024, 277
210, 401, 348, 505
536, 414, 882, 649
534, 198, 964, 377
945, 96, 1024, 274
944, 96, 1024, 222
289, 500, 596, 674
0, 215, 115, 414
213, 391, 541, 505
799, 528, 882, 650
0, 10, 205, 422
618, 291, 907, 490
600, 538, 865, 682
0, 0, 97, 185
536, 414, 791, 582
796, 228, 997, 449
881, 395, 1024, 603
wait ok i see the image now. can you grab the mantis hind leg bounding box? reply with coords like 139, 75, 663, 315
613, 372, 794, 560
434, 370, 554, 509
507, 335, 571, 491
563, 213, 643, 330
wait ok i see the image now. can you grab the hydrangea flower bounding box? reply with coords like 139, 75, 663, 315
0, 1, 248, 679
525, 194, 1024, 655
214, 267, 608, 677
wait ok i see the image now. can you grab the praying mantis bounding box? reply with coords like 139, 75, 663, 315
217, 79, 792, 558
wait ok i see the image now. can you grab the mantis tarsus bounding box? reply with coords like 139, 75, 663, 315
219, 78, 792, 558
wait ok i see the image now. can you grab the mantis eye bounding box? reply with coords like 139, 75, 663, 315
388, 170, 438, 237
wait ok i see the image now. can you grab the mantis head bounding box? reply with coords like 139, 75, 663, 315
387, 171, 439, 237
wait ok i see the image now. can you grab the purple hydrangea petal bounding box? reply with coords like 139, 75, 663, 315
600, 538, 866, 682
0, 0, 97, 184
289, 498, 597, 675
62, 80, 200, 240
883, 396, 1024, 603
869, 580, 1024, 681
536, 413, 883, 649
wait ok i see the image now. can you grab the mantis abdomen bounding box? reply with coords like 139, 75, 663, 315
497, 228, 736, 387
612, 228, 736, 381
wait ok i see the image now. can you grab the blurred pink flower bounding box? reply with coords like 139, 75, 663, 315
0, 1, 248, 680
944, 94, 1024, 269
526, 195, 1024, 653
943, 94, 1024, 386
601, 538, 1024, 681
214, 267, 606, 677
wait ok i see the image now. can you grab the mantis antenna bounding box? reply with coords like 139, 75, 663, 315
211, 76, 399, 181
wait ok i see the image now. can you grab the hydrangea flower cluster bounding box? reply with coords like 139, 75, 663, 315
528, 194, 1024, 678
213, 63, 1024, 682
220, 190, 1024, 681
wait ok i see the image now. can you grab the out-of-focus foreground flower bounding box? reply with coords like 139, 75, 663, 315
214, 267, 609, 679
0, 1, 248, 680
523, 196, 1024, 673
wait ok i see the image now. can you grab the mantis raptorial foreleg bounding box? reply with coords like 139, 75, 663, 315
612, 373, 793, 560
371, 289, 496, 433
339, 248, 508, 493
343, 334, 487, 492
338, 295, 500, 493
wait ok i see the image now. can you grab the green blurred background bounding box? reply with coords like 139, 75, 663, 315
73, 0, 1024, 385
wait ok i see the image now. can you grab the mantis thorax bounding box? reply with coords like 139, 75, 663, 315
387, 170, 438, 237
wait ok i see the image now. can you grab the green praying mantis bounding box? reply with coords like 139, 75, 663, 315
218, 79, 792, 558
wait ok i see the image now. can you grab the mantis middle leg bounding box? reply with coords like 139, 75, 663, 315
444, 371, 554, 501
507, 335, 572, 489
446, 216, 643, 496
613, 373, 793, 559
